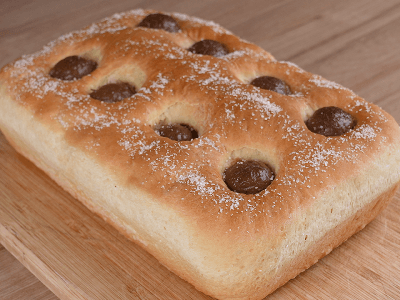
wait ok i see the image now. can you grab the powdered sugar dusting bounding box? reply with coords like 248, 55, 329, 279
172, 12, 230, 35
222, 49, 275, 62
177, 170, 220, 196
194, 135, 221, 151
2, 8, 394, 222
348, 99, 388, 122
309, 74, 347, 90
350, 124, 377, 140
232, 88, 282, 117
281, 61, 305, 72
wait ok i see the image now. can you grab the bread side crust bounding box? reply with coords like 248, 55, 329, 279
263, 183, 400, 300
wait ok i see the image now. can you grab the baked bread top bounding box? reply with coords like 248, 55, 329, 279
2, 7, 400, 240
1, 9, 400, 299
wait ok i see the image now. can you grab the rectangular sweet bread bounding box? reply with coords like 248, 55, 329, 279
1, 9, 400, 300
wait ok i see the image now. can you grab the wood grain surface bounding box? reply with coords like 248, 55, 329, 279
1, 0, 400, 299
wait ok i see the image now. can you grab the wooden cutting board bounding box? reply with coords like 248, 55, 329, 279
1, 0, 400, 299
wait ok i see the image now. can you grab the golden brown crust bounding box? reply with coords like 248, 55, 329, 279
1, 9, 400, 300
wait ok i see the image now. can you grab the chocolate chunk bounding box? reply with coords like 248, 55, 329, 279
49, 56, 97, 81
250, 76, 291, 95
306, 106, 357, 136
137, 13, 180, 33
155, 123, 198, 141
224, 159, 274, 194
188, 40, 229, 57
90, 82, 136, 103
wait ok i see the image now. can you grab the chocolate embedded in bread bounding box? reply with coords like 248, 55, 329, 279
250, 76, 291, 95
224, 159, 274, 194
49, 56, 97, 81
138, 13, 181, 33
155, 123, 198, 141
90, 82, 136, 103
188, 39, 229, 57
306, 106, 356, 136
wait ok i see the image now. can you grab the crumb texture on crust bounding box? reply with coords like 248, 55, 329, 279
1, 9, 400, 300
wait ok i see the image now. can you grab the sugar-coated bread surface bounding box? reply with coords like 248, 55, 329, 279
1, 9, 400, 300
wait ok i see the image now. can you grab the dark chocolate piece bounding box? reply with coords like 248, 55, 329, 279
155, 123, 198, 141
188, 40, 229, 57
90, 82, 136, 103
250, 76, 291, 95
49, 56, 97, 81
306, 106, 357, 136
137, 13, 180, 33
224, 159, 274, 194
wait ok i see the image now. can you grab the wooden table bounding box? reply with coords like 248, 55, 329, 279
1, 0, 400, 299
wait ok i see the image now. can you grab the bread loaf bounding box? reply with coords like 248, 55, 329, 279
1, 9, 399, 300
